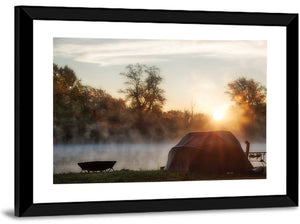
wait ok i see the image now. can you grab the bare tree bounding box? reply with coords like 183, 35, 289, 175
120, 64, 166, 113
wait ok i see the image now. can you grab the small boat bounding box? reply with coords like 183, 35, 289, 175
78, 161, 116, 173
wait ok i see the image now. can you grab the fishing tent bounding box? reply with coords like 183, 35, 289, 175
165, 131, 253, 174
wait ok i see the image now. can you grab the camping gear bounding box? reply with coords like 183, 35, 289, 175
165, 131, 253, 174
78, 161, 116, 173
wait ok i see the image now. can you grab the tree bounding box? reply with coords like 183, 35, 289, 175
226, 77, 266, 111
53, 64, 78, 91
119, 64, 166, 113
226, 77, 266, 140
53, 64, 130, 143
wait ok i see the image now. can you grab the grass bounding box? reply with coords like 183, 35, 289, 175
53, 169, 266, 184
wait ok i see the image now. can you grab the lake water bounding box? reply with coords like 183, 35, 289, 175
54, 142, 266, 174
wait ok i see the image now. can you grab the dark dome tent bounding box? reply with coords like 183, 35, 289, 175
165, 131, 253, 174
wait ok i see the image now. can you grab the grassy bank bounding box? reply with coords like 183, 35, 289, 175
54, 170, 266, 184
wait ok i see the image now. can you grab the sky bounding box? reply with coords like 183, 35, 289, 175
53, 38, 267, 115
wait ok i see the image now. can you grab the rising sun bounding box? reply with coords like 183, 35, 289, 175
213, 111, 224, 121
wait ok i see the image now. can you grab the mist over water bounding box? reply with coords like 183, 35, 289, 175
54, 142, 266, 174
244, 142, 267, 167
241, 142, 266, 153
54, 143, 174, 174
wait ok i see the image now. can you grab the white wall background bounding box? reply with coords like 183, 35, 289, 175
0, 0, 299, 223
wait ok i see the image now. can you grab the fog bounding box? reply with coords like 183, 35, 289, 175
54, 142, 266, 174
241, 142, 266, 153
54, 143, 174, 174
244, 142, 266, 167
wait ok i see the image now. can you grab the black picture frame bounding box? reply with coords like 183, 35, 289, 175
15, 6, 298, 217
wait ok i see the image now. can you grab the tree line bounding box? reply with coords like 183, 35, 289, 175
53, 63, 266, 144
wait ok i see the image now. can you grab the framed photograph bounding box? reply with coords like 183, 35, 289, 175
15, 6, 298, 216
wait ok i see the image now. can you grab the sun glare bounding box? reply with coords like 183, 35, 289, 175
213, 111, 224, 121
